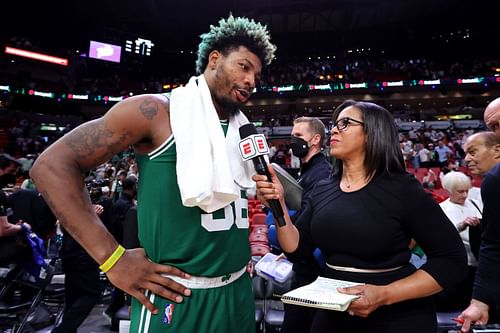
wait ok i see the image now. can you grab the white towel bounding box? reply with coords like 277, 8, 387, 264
170, 75, 255, 213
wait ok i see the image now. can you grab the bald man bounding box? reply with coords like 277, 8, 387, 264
484, 97, 500, 137
458, 129, 500, 331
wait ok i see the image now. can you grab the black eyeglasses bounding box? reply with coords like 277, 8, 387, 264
331, 117, 364, 131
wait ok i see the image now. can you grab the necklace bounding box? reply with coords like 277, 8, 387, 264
342, 175, 366, 189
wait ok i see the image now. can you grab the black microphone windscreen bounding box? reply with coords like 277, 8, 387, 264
239, 123, 258, 139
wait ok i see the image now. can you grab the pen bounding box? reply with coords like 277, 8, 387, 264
274, 253, 286, 261
452, 317, 465, 324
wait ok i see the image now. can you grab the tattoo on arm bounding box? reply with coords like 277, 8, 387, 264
64, 121, 113, 161
63, 120, 131, 164
159, 95, 170, 114
140, 98, 159, 120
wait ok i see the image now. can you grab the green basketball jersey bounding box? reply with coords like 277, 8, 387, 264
135, 123, 251, 277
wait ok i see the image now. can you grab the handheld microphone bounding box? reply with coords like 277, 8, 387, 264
238, 123, 286, 227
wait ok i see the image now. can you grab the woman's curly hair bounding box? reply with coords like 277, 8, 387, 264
195, 15, 277, 74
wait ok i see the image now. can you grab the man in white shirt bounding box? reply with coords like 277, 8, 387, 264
417, 143, 431, 168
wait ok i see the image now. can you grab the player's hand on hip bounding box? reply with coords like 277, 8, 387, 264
106, 247, 191, 314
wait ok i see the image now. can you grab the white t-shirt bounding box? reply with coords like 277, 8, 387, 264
418, 148, 430, 163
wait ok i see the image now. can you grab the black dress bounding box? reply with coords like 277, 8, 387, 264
286, 172, 467, 333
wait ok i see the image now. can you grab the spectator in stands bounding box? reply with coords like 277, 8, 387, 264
273, 146, 287, 168
254, 100, 466, 332
283, 117, 331, 333
127, 162, 138, 179
110, 170, 126, 202
123, 206, 140, 249
435, 140, 453, 167
268, 141, 277, 160
401, 136, 415, 166
0, 189, 32, 266
19, 154, 35, 178
417, 143, 431, 168
0, 154, 19, 188
422, 167, 438, 189
428, 143, 439, 166
288, 146, 300, 175
435, 171, 482, 310
458, 129, 500, 332
30, 15, 276, 333
105, 176, 137, 320
53, 204, 107, 333
6, 189, 57, 240
438, 161, 459, 186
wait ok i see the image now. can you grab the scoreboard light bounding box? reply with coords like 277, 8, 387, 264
385, 81, 404, 87
28, 90, 55, 98
68, 94, 89, 100
89, 41, 122, 63
457, 77, 481, 84
5, 46, 68, 66
420, 79, 441, 86
346, 82, 368, 89
125, 38, 155, 56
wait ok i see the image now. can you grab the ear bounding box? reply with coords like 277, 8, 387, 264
493, 144, 500, 160
311, 133, 321, 146
207, 50, 221, 70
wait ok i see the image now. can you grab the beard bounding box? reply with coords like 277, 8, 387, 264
212, 65, 247, 118
214, 95, 241, 117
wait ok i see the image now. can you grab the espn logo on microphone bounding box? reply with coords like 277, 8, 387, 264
238, 134, 269, 161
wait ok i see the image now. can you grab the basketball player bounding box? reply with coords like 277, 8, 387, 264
31, 15, 276, 332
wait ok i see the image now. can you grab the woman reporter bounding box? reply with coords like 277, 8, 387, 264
253, 100, 467, 332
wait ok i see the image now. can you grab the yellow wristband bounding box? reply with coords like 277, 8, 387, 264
99, 245, 126, 273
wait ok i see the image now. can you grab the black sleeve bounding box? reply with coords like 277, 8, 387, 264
473, 166, 500, 304
123, 207, 140, 249
299, 159, 331, 213
97, 197, 114, 231
401, 177, 467, 289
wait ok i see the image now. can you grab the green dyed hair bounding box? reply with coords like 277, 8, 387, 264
195, 15, 277, 75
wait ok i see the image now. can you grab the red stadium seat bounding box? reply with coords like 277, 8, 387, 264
251, 213, 267, 227
251, 225, 268, 235
251, 244, 270, 256
249, 232, 268, 244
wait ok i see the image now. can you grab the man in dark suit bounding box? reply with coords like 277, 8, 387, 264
459, 101, 500, 332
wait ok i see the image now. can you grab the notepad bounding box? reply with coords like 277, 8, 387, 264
281, 277, 363, 311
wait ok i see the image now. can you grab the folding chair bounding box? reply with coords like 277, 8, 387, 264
0, 264, 56, 333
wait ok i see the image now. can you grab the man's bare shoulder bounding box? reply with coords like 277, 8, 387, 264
117, 94, 171, 154
114, 93, 170, 120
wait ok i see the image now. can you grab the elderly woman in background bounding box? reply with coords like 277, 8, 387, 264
253, 100, 467, 333
435, 171, 482, 310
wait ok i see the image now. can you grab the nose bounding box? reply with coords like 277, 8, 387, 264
464, 153, 472, 163
244, 72, 256, 90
